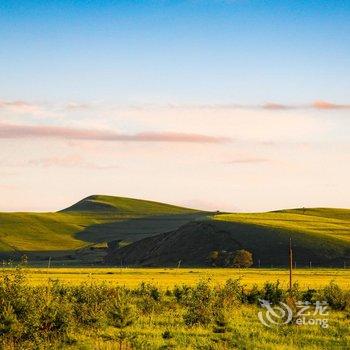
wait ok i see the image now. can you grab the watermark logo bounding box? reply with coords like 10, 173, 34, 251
258, 299, 329, 328
258, 299, 293, 327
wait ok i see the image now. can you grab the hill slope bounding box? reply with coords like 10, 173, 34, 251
0, 195, 208, 264
62, 195, 199, 215
105, 208, 350, 267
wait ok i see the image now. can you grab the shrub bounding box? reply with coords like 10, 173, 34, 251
246, 285, 263, 305
302, 288, 318, 303
322, 282, 346, 310
232, 250, 253, 268
109, 299, 135, 329
183, 281, 215, 326
135, 282, 161, 301
162, 330, 173, 339
0, 304, 21, 337
39, 300, 72, 335
217, 278, 245, 306
173, 285, 191, 303
262, 281, 285, 304
213, 310, 231, 334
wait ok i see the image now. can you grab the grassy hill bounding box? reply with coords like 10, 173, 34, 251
62, 195, 199, 215
106, 208, 350, 267
0, 195, 208, 264
1, 196, 349, 267
215, 208, 350, 244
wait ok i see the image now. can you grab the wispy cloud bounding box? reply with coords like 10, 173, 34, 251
126, 101, 350, 111
0, 184, 17, 190
0, 122, 228, 143
0, 154, 118, 170
312, 100, 350, 110
1, 99, 350, 117
64, 102, 94, 111
0, 100, 45, 115
225, 158, 270, 164
263, 101, 350, 111
262, 103, 293, 110
27, 155, 119, 169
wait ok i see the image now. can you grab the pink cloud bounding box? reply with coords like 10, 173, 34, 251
2, 99, 350, 116
27, 155, 118, 169
312, 100, 350, 110
0, 100, 43, 114
0, 122, 228, 143
64, 102, 93, 111
225, 158, 270, 164
262, 103, 292, 110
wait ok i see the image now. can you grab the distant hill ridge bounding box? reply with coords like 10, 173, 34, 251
0, 195, 349, 267
61, 194, 200, 215
0, 195, 208, 264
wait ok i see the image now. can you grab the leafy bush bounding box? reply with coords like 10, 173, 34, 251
109, 299, 135, 329
173, 284, 191, 303
261, 281, 285, 304
246, 285, 263, 304
232, 250, 253, 268
301, 288, 318, 303
322, 282, 346, 310
183, 281, 215, 326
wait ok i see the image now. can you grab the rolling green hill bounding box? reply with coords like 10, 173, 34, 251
106, 208, 350, 267
62, 195, 199, 215
1, 196, 349, 267
0, 195, 208, 264
215, 208, 350, 244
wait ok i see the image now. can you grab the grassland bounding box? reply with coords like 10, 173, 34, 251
0, 195, 202, 251
1, 268, 349, 349
0, 195, 207, 264
0, 195, 349, 267
4, 267, 350, 290
215, 208, 350, 244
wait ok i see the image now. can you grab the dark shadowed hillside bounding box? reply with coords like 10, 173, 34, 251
105, 209, 350, 267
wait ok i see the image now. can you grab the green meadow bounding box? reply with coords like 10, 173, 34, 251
0, 195, 349, 267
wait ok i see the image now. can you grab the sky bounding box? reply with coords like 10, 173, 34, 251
0, 0, 349, 212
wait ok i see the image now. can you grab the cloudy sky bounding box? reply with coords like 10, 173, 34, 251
0, 0, 349, 212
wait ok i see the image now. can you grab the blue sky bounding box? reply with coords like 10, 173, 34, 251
0, 1, 349, 211
1, 0, 350, 103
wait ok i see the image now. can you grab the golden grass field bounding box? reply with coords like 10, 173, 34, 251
10, 267, 350, 289
2, 267, 350, 349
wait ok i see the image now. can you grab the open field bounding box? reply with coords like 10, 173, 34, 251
1, 268, 349, 349
5, 267, 350, 289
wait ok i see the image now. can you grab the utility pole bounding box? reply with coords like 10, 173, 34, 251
289, 237, 293, 290
309, 261, 312, 268
47, 256, 51, 269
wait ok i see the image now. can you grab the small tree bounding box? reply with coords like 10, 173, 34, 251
209, 251, 220, 266
20, 255, 28, 266
109, 298, 136, 349
232, 250, 253, 268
